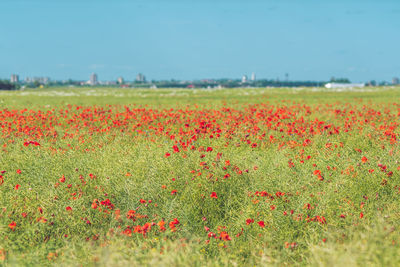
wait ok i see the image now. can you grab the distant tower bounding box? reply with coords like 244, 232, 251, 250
392, 77, 399, 85
250, 72, 256, 82
117, 77, 124, 84
10, 74, 19, 83
136, 73, 146, 83
285, 73, 289, 81
90, 73, 98, 85
242, 75, 248, 83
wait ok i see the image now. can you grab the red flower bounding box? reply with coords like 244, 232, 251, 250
313, 170, 321, 176
165, 152, 171, 158
257, 221, 265, 228
126, 210, 136, 220
158, 220, 166, 232
361, 156, 368, 163
66, 206, 72, 211
8, 221, 16, 230
171, 189, 177, 195
219, 231, 231, 241
169, 218, 180, 232
16, 169, 21, 174
14, 184, 20, 190
206, 147, 213, 152
210, 192, 218, 199
246, 219, 254, 225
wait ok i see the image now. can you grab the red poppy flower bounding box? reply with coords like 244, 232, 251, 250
8, 221, 16, 230
246, 219, 254, 225
257, 221, 265, 228
210, 192, 218, 199
219, 231, 231, 241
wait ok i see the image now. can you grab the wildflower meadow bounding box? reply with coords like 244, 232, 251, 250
1, 87, 400, 266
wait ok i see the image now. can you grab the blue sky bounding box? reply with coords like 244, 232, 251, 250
1, 0, 399, 82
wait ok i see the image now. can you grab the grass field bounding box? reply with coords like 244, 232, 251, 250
1, 86, 400, 266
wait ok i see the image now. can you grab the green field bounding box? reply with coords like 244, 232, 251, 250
1, 87, 400, 266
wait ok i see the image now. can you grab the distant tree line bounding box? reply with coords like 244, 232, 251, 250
149, 79, 327, 88
0, 80, 19, 90
330, 77, 351, 84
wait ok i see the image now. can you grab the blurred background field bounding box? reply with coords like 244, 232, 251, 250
1, 86, 400, 108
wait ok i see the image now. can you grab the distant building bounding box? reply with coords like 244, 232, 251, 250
325, 83, 365, 89
136, 73, 146, 83
10, 74, 19, 83
393, 77, 399, 85
90, 73, 98, 85
104, 81, 117, 86
250, 72, 256, 81
117, 77, 124, 84
36, 77, 49, 84
24, 77, 50, 84
241, 75, 248, 83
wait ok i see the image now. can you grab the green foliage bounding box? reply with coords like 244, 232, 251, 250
0, 80, 18, 90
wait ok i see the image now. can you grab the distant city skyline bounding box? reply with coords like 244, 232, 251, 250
1, 0, 399, 82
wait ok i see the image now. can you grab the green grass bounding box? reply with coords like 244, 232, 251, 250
0, 86, 400, 266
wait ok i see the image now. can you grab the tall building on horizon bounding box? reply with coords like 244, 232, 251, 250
250, 72, 256, 81
241, 75, 248, 83
10, 74, 19, 83
90, 73, 98, 85
136, 73, 146, 83
117, 77, 124, 84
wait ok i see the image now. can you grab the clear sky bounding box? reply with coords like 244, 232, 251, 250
1, 0, 399, 82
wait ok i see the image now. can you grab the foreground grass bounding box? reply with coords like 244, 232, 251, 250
0, 87, 400, 266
